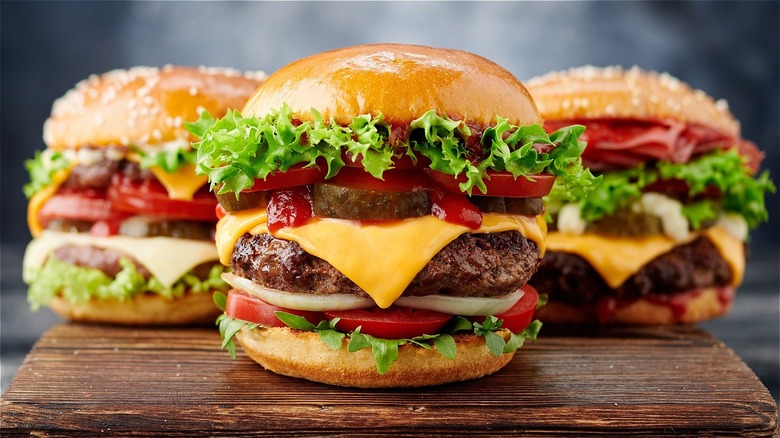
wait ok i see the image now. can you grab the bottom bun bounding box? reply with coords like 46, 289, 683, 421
236, 326, 515, 388
536, 286, 734, 325
50, 291, 220, 325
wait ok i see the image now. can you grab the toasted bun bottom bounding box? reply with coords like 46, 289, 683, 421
536, 286, 733, 325
49, 291, 220, 325
236, 326, 515, 388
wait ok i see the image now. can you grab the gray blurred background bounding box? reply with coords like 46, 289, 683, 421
1, 1, 778, 403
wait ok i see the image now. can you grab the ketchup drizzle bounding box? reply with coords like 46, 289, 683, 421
428, 187, 482, 230
267, 186, 314, 233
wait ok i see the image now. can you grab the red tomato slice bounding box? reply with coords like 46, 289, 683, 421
108, 174, 217, 221
326, 167, 431, 192
243, 165, 325, 192
323, 307, 451, 339
494, 285, 539, 333
224, 289, 324, 327
39, 190, 131, 225
425, 170, 555, 198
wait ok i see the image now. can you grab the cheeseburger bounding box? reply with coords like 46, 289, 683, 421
526, 66, 774, 325
188, 44, 597, 387
23, 66, 264, 324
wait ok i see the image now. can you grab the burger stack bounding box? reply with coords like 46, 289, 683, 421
526, 66, 774, 325
23, 65, 264, 325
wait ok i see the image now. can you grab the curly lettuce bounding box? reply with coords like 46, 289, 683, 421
27, 258, 229, 310
214, 292, 543, 374
23, 150, 71, 198
186, 104, 598, 199
135, 145, 198, 173
546, 149, 775, 229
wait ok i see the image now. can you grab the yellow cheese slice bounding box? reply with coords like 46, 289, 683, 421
546, 227, 744, 289
149, 164, 208, 201
23, 231, 219, 288
27, 168, 72, 238
703, 226, 745, 286
215, 209, 546, 308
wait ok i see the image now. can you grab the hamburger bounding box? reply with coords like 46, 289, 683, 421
526, 66, 774, 325
187, 44, 597, 387
23, 65, 265, 324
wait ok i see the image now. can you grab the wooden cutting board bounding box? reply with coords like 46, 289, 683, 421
1, 323, 777, 436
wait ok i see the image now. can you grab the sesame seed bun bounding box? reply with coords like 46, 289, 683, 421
526, 65, 740, 138
43, 65, 266, 150
49, 290, 220, 325
242, 43, 540, 128
534, 286, 733, 325
235, 326, 516, 388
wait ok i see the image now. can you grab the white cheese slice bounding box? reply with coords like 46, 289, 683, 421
23, 231, 219, 288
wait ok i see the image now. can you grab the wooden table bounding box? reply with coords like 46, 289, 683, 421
1, 323, 777, 436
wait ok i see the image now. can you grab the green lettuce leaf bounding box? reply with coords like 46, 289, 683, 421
219, 307, 543, 374
27, 257, 229, 310
23, 150, 71, 198
187, 106, 597, 200
135, 145, 198, 173
546, 149, 775, 229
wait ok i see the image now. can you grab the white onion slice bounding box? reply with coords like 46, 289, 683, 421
394, 289, 524, 316
222, 273, 375, 311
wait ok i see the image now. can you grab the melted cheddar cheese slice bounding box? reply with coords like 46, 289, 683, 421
546, 227, 744, 289
215, 208, 546, 308
150, 164, 208, 201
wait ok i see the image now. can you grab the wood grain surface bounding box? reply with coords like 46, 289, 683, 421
1, 323, 777, 436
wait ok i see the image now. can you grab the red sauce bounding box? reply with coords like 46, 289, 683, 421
267, 186, 314, 233
645, 290, 703, 320
428, 188, 482, 230
595, 297, 619, 325
716, 285, 736, 306
592, 287, 731, 324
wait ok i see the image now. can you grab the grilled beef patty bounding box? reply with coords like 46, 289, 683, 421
529, 236, 733, 305
231, 231, 541, 298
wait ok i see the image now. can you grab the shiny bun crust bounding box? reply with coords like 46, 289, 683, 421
236, 326, 516, 388
43, 65, 266, 150
526, 66, 740, 138
49, 291, 220, 325
243, 43, 540, 128
535, 287, 732, 325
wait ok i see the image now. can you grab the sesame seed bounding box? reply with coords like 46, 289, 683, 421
189, 86, 198, 96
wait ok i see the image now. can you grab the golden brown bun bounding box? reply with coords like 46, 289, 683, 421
536, 286, 733, 325
236, 326, 516, 388
243, 43, 540, 128
49, 291, 220, 325
526, 66, 740, 138
43, 65, 265, 150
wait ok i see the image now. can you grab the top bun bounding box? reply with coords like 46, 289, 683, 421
243, 44, 540, 127
526, 65, 740, 138
43, 65, 266, 150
